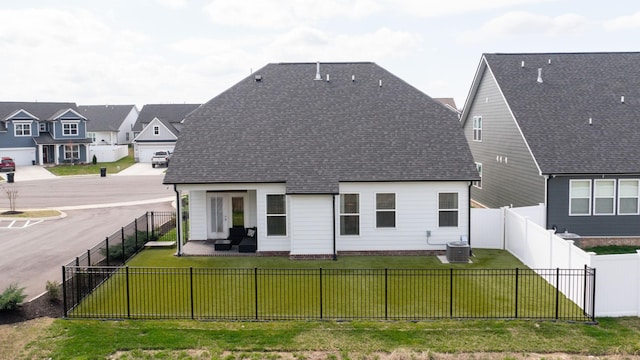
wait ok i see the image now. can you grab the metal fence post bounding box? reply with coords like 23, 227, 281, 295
105, 237, 110, 266
515, 268, 519, 319
319, 268, 323, 320
591, 268, 597, 322
62, 266, 67, 317
385, 268, 388, 320
190, 267, 194, 320
87, 250, 91, 267
126, 266, 131, 319
150, 211, 155, 240
254, 267, 258, 320
121, 227, 126, 262
449, 268, 454, 318
135, 218, 138, 250
555, 268, 560, 320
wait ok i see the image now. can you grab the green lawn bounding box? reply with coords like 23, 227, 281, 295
68, 249, 590, 321
583, 245, 640, 255
46, 147, 135, 176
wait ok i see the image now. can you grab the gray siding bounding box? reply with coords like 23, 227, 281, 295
52, 119, 88, 140
0, 120, 37, 148
463, 67, 545, 208
548, 176, 640, 236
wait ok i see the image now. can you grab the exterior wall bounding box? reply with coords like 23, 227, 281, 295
89, 131, 117, 145
463, 67, 545, 208
188, 190, 208, 240
118, 107, 139, 144
134, 119, 177, 142
337, 181, 470, 251
547, 175, 640, 236
52, 118, 88, 140
289, 195, 334, 255
1, 120, 38, 148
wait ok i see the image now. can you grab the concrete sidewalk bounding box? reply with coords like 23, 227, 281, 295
0, 166, 56, 182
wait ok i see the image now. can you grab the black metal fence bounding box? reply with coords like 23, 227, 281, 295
63, 211, 176, 268
62, 266, 596, 322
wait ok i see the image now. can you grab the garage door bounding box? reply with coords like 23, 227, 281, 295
0, 148, 36, 166
135, 143, 175, 163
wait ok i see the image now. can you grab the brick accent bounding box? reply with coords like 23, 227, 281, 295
578, 237, 640, 249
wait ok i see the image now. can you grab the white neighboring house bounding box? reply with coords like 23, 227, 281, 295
131, 104, 201, 163
79, 105, 138, 145
164, 62, 479, 258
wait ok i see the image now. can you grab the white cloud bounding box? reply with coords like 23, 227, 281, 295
203, 0, 382, 28
604, 12, 640, 31
382, 0, 556, 17
156, 0, 188, 8
458, 11, 590, 43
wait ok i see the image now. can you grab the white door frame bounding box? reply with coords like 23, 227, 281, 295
206, 192, 247, 239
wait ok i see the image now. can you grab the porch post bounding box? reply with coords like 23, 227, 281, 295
38, 144, 43, 165
54, 144, 60, 165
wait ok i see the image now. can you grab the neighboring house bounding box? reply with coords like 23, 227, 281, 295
78, 105, 139, 145
460, 52, 640, 237
0, 102, 92, 165
132, 104, 201, 162
164, 62, 479, 257
434, 98, 460, 115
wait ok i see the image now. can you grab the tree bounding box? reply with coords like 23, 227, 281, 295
2, 185, 18, 214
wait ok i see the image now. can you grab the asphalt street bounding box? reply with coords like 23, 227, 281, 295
0, 169, 175, 300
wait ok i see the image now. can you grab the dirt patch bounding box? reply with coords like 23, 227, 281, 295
0, 317, 55, 360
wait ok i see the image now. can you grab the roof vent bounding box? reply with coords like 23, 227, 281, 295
589, 117, 593, 125
254, 75, 262, 82
352, 75, 355, 82
326, 74, 330, 82
621, 95, 625, 104
521, 61, 525, 68
548, 58, 552, 64
537, 68, 543, 83
379, 79, 382, 87
314, 61, 322, 81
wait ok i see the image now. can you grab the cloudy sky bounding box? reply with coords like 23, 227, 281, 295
0, 0, 637, 109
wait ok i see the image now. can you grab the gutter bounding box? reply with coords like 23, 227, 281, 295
174, 184, 183, 256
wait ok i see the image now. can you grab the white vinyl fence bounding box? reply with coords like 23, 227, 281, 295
471, 204, 640, 317
88, 144, 129, 163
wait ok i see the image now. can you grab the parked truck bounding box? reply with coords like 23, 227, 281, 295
151, 150, 171, 168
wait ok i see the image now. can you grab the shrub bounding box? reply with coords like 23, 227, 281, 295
46, 280, 60, 301
0, 283, 27, 310
92, 154, 97, 165
103, 231, 148, 262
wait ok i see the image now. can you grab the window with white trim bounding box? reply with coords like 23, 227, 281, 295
64, 145, 79, 160
472, 116, 482, 141
569, 180, 591, 215
473, 162, 482, 189
63, 122, 78, 136
618, 179, 640, 215
266, 194, 286, 236
594, 179, 615, 215
376, 193, 395, 228
14, 122, 31, 136
340, 194, 359, 235
39, 122, 46, 133
153, 125, 160, 135
438, 192, 458, 227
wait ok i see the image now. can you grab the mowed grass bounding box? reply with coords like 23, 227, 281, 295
46, 147, 134, 176
69, 249, 589, 321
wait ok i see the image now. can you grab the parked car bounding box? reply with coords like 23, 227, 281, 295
151, 151, 171, 168
0, 157, 15, 172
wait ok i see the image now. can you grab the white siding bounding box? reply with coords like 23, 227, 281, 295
134, 118, 177, 142
337, 182, 470, 251
290, 195, 334, 255
188, 190, 207, 240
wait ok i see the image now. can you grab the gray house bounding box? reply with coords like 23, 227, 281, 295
460, 52, 640, 237
0, 102, 92, 165
164, 62, 478, 257
132, 104, 200, 162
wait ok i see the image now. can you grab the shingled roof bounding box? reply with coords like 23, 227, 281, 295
132, 103, 201, 132
477, 52, 640, 175
0, 101, 79, 121
78, 105, 136, 132
164, 62, 478, 193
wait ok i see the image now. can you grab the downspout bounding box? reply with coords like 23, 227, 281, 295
333, 194, 337, 261
174, 184, 183, 256
468, 181, 473, 256
544, 175, 550, 231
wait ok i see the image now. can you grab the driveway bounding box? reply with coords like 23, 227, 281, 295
114, 162, 168, 176
0, 171, 176, 300
0, 165, 56, 182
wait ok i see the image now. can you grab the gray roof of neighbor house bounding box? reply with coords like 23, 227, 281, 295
0, 101, 79, 121
78, 105, 136, 132
132, 104, 201, 132
468, 52, 640, 175
164, 62, 478, 193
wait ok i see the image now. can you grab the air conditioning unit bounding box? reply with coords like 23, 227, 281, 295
446, 241, 470, 263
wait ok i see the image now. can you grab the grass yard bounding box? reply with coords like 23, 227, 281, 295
583, 245, 640, 254
46, 147, 134, 176
68, 249, 589, 321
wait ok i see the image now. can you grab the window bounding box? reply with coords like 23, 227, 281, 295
39, 122, 46, 133
88, 132, 96, 142
340, 194, 359, 235
594, 180, 615, 215
64, 145, 79, 160
619, 180, 640, 215
126, 132, 130, 141
569, 180, 591, 215
266, 194, 286, 236
472, 116, 482, 141
438, 193, 458, 227
63, 122, 78, 136
376, 193, 395, 228
14, 122, 31, 136
153, 126, 160, 135
473, 163, 482, 188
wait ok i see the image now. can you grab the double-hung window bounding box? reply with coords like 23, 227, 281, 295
569, 180, 591, 215
376, 193, 395, 228
438, 192, 458, 227
63, 122, 78, 136
472, 116, 482, 141
594, 180, 615, 215
266, 194, 286, 236
340, 194, 359, 235
473, 162, 482, 188
64, 145, 79, 160
618, 180, 640, 215
14, 122, 31, 136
